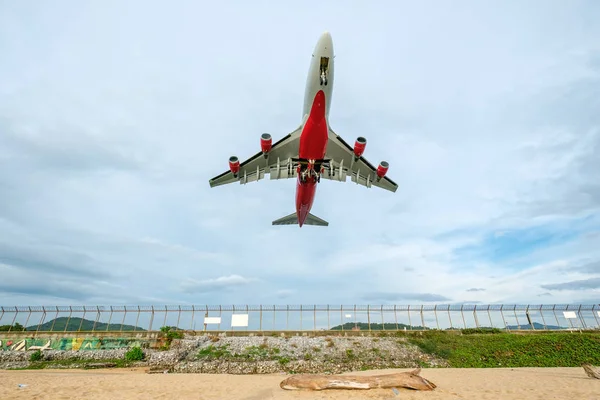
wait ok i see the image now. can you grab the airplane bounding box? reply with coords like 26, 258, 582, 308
208, 31, 398, 227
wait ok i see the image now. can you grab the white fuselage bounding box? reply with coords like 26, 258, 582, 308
302, 31, 335, 124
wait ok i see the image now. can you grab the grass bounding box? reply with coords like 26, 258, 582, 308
407, 331, 600, 368
197, 344, 232, 360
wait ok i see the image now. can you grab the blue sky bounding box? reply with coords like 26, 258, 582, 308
0, 1, 599, 307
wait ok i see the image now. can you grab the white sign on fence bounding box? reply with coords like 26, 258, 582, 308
345, 314, 352, 318
231, 314, 249, 327
203, 317, 221, 324
563, 311, 577, 319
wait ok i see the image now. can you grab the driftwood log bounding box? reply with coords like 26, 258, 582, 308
582, 364, 600, 379
280, 368, 436, 391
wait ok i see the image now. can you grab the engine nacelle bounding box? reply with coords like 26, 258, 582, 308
353, 136, 366, 159
376, 161, 389, 180
261, 133, 272, 156
229, 156, 240, 176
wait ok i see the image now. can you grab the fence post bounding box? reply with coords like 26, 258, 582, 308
66, 306, 73, 333
487, 305, 493, 328
500, 305, 507, 330
447, 306, 453, 329
408, 305, 412, 330
380, 305, 385, 331
0, 307, 4, 325
539, 305, 547, 330
420, 305, 425, 330
591, 305, 600, 328
134, 306, 140, 332
592, 305, 600, 328
218, 306, 222, 331
92, 306, 101, 332
460, 305, 466, 329
24, 306, 32, 330
50, 306, 59, 332
163, 305, 168, 328
340, 305, 344, 332
394, 305, 398, 330
8, 307, 18, 333
107, 306, 113, 332
231, 305, 236, 332
177, 306, 182, 329
526, 305, 534, 330
204, 306, 208, 332
120, 307, 126, 332
354, 305, 357, 331
190, 306, 195, 331
513, 306, 520, 329
148, 306, 155, 331
35, 306, 46, 335
577, 305, 586, 329
367, 305, 371, 332
552, 305, 560, 327
473, 306, 480, 329
434, 305, 439, 330
79, 307, 87, 332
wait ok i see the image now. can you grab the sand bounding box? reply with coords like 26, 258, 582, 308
1, 367, 597, 400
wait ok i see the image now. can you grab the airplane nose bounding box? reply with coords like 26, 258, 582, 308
318, 31, 333, 55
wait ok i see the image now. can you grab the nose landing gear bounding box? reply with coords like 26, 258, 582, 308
319, 56, 329, 86
320, 71, 328, 86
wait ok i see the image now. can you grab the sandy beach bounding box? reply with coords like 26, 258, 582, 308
1, 367, 597, 400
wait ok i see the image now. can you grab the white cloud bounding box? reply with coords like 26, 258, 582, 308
0, 1, 599, 308
179, 275, 259, 294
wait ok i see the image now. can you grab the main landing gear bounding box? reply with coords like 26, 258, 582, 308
298, 160, 323, 183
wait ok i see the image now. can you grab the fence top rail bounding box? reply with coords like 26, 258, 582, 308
1, 303, 599, 312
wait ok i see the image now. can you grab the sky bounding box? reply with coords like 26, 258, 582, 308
0, 0, 599, 309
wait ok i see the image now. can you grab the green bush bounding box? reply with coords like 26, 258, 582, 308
29, 350, 42, 362
125, 346, 144, 361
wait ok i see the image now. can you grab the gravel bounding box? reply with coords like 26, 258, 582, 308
0, 334, 448, 373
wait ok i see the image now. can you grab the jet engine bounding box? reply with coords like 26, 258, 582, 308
261, 133, 272, 157
376, 161, 389, 180
229, 156, 240, 176
353, 137, 366, 159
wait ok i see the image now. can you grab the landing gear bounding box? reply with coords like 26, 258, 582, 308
319, 56, 329, 86
297, 159, 323, 183
320, 71, 328, 86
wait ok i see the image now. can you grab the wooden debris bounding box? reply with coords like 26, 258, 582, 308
582, 364, 600, 379
280, 368, 436, 391
146, 366, 173, 374
83, 362, 117, 369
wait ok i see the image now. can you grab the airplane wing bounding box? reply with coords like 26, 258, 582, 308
208, 126, 303, 188
322, 127, 398, 193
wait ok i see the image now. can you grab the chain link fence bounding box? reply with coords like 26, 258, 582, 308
1, 304, 599, 333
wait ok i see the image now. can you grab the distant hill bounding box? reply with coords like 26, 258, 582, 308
505, 322, 566, 330
329, 321, 570, 331
24, 317, 146, 332
330, 322, 430, 331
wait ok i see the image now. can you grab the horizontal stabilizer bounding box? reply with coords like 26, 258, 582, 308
272, 212, 329, 226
